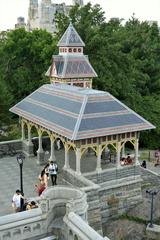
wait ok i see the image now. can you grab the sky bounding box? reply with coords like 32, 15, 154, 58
0, 0, 160, 31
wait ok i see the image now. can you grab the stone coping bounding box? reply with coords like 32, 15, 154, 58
83, 165, 140, 178
0, 208, 42, 230
99, 176, 142, 191
64, 212, 109, 240
42, 185, 86, 199
0, 139, 22, 145
141, 167, 160, 177
64, 168, 100, 191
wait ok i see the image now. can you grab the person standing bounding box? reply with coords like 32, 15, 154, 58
48, 161, 58, 185
38, 164, 49, 188
35, 183, 46, 196
12, 189, 26, 212
56, 139, 61, 150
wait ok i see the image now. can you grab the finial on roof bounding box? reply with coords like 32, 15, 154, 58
69, 18, 72, 25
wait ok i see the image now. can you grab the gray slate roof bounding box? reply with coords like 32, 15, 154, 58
46, 55, 97, 78
10, 84, 155, 140
57, 22, 85, 47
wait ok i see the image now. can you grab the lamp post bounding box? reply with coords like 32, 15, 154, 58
17, 153, 25, 210
146, 189, 158, 228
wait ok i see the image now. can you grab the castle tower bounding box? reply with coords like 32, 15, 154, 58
41, 0, 51, 4
46, 23, 97, 88
28, 0, 39, 30
73, 0, 84, 6
39, 0, 56, 33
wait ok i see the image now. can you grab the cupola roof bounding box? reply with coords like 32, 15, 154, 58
57, 22, 85, 47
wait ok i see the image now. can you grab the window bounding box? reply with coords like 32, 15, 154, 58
113, 135, 117, 140
122, 133, 125, 139
127, 133, 130, 138
102, 136, 106, 142
131, 132, 135, 137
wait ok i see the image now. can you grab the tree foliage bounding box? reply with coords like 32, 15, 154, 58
0, 3, 160, 148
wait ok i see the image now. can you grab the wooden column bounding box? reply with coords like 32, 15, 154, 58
21, 121, 25, 141
76, 148, 81, 175
135, 138, 139, 165
49, 137, 56, 162
64, 144, 70, 170
96, 145, 102, 173
37, 129, 44, 165
122, 143, 125, 157
116, 141, 121, 168
27, 125, 32, 146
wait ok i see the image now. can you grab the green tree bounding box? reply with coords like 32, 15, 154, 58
1, 28, 57, 104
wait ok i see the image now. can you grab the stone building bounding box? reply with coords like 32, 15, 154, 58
28, 0, 84, 34
15, 17, 27, 29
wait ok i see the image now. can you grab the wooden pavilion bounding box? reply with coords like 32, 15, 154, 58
10, 84, 155, 174
10, 23, 155, 176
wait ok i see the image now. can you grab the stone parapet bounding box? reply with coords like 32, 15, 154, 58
63, 212, 109, 240
84, 165, 141, 184
146, 224, 160, 240
0, 208, 47, 240
0, 139, 22, 156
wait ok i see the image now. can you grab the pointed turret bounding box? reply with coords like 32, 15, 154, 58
46, 23, 97, 88
57, 22, 85, 47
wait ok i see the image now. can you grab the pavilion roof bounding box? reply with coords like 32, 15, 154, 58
45, 55, 97, 78
57, 22, 85, 47
10, 84, 155, 140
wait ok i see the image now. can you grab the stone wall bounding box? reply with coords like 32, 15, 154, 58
0, 139, 22, 157
84, 165, 140, 184
98, 178, 142, 223
84, 186, 103, 235
63, 166, 143, 236
140, 167, 160, 186
63, 168, 89, 187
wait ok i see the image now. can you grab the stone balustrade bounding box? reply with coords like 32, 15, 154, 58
63, 212, 110, 240
0, 186, 93, 240
0, 208, 46, 240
